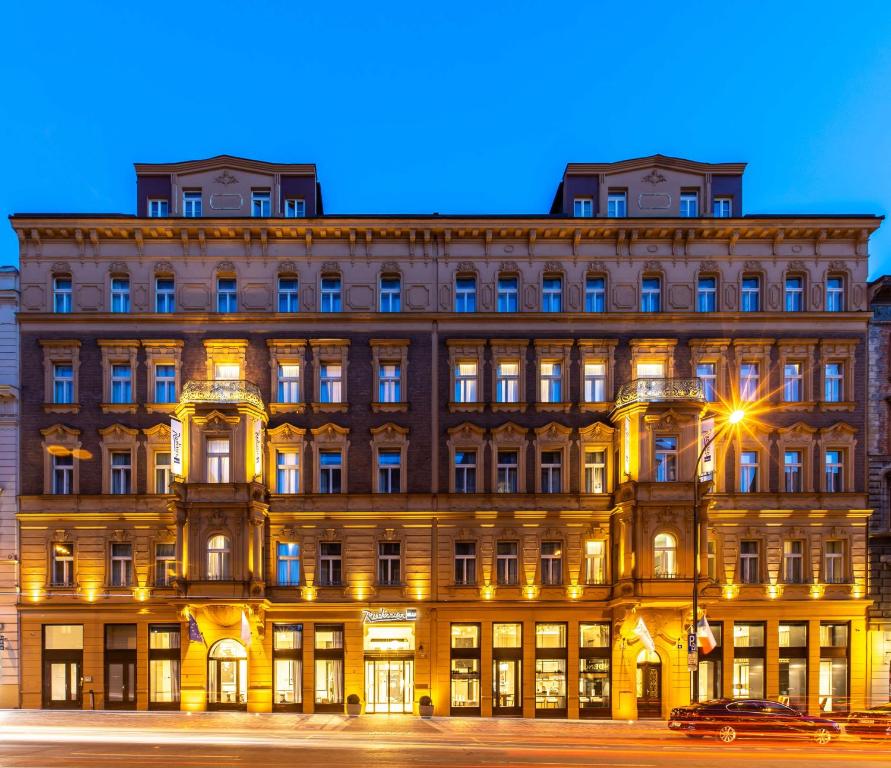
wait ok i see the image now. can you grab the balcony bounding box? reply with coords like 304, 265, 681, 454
614, 377, 705, 409
180, 379, 264, 410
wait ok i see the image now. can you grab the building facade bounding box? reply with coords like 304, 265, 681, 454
10, 154, 881, 717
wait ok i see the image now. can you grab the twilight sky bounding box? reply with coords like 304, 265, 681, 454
1, 2, 890, 275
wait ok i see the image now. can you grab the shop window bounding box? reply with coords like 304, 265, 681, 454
778, 623, 807, 711
697, 622, 723, 701
42, 624, 83, 709
580, 623, 611, 718
493, 623, 522, 716
314, 624, 344, 711
450, 624, 481, 715
733, 623, 765, 699
273, 624, 303, 711
819, 623, 849, 713
149, 625, 180, 709
535, 623, 567, 715
105, 624, 137, 709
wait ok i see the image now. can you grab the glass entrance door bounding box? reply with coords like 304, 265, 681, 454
44, 660, 81, 708
364, 658, 413, 713
207, 638, 248, 710
636, 656, 662, 719
493, 658, 522, 716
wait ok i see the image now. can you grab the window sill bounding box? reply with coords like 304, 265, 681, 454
491, 402, 527, 413
312, 402, 348, 413
449, 402, 484, 413
778, 401, 816, 411
819, 401, 855, 412
579, 402, 611, 413
371, 402, 408, 413
269, 403, 306, 414
534, 402, 572, 413
43, 403, 80, 414
146, 403, 177, 414
102, 403, 138, 414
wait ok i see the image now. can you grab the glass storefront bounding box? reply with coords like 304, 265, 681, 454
732, 623, 765, 699
148, 624, 180, 709
778, 623, 807, 711
314, 624, 344, 712
450, 624, 481, 715
493, 623, 522, 717
363, 623, 415, 713
696, 622, 722, 702
273, 624, 303, 711
104, 624, 136, 709
42, 625, 83, 709
207, 638, 247, 709
819, 623, 849, 713
535, 623, 567, 717
579, 623, 610, 718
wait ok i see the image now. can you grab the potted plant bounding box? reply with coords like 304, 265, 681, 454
346, 693, 361, 716
418, 695, 434, 718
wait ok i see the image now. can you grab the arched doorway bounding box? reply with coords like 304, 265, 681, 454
636, 649, 662, 719
207, 638, 247, 710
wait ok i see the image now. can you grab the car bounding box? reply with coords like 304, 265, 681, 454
668, 698, 841, 745
846, 703, 891, 738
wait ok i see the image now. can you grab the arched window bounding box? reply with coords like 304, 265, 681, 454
207, 534, 231, 580
207, 638, 247, 708
653, 533, 677, 578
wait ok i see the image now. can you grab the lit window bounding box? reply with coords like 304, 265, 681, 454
207, 535, 231, 580
277, 364, 300, 403
697, 276, 717, 312
379, 276, 401, 312
496, 361, 519, 403
214, 363, 240, 381
654, 436, 677, 482
741, 275, 761, 312
110, 451, 132, 494
573, 198, 593, 217
584, 540, 606, 584
378, 542, 401, 586
542, 276, 562, 312
320, 276, 342, 312
785, 276, 804, 312
584, 362, 607, 402
824, 541, 845, 583
318, 542, 342, 586
284, 198, 306, 218
783, 540, 804, 583
377, 449, 401, 493
739, 451, 759, 493
784, 450, 802, 492
51, 542, 75, 586
783, 363, 802, 402
319, 451, 342, 493
539, 361, 562, 403
454, 451, 477, 493
607, 191, 626, 218
739, 540, 760, 583
182, 191, 202, 217
155, 364, 176, 403
53, 363, 74, 404
278, 277, 299, 312
740, 362, 760, 401
251, 189, 271, 217
154, 543, 175, 586
824, 362, 844, 402
585, 276, 606, 313
206, 439, 230, 483
154, 452, 171, 494
52, 454, 74, 495
110, 277, 130, 313
155, 277, 175, 313
148, 199, 169, 217
277, 542, 300, 585
641, 277, 661, 312
454, 542, 477, 585
496, 541, 518, 585
826, 276, 844, 312
712, 197, 732, 217
540, 450, 562, 493
276, 451, 300, 494
654, 533, 677, 578
496, 450, 518, 493
540, 542, 563, 585
110, 542, 133, 587
696, 362, 717, 402
679, 191, 699, 217
217, 277, 237, 313
53, 276, 72, 313
454, 362, 478, 403
825, 449, 843, 492
111, 364, 132, 403
378, 363, 401, 403
636, 361, 664, 379
584, 450, 606, 493
319, 363, 343, 403
455, 276, 476, 312
497, 276, 518, 312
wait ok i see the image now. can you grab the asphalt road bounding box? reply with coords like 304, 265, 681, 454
0, 712, 889, 767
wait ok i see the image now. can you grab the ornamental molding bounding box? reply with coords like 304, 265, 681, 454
108, 261, 129, 275
154, 260, 175, 275
700, 259, 719, 272
587, 260, 607, 273
641, 169, 667, 185
544, 260, 563, 273
214, 171, 238, 185
278, 260, 298, 275
215, 260, 236, 274
499, 260, 518, 272
320, 261, 340, 273
457, 261, 476, 273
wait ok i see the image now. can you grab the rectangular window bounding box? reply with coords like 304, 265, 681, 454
496, 450, 518, 493
679, 191, 699, 217
318, 542, 342, 586
540, 450, 562, 493
52, 542, 75, 586
824, 362, 844, 402
535, 624, 567, 712
378, 363, 401, 403
155, 277, 175, 313
636, 361, 665, 379
53, 363, 74, 404
277, 542, 300, 585
110, 451, 132, 494
314, 625, 344, 708
53, 277, 72, 313
824, 541, 845, 583
785, 276, 804, 312
111, 277, 130, 313
540, 542, 563, 586
497, 276, 518, 313
733, 623, 766, 699
826, 276, 844, 312
217, 278, 237, 313
377, 449, 401, 493
584, 450, 606, 494
277, 364, 301, 403
214, 363, 240, 381
455, 276, 476, 312
319, 363, 343, 403
819, 623, 849, 713
583, 361, 607, 402
379, 276, 401, 312
111, 364, 132, 403
154, 543, 175, 586
148, 199, 169, 217
454, 542, 477, 585
251, 189, 271, 217
154, 451, 172, 494
542, 276, 562, 312
740, 362, 760, 401
206, 439, 230, 483
284, 198, 306, 218
712, 197, 732, 217
278, 277, 299, 312
377, 542, 401, 586
641, 277, 661, 312
450, 625, 481, 712
584, 540, 606, 584
707, 539, 717, 580
496, 542, 519, 585
784, 450, 802, 492
741, 275, 760, 312
740, 451, 759, 493
110, 542, 133, 587
825, 449, 844, 492
493, 622, 522, 647
319, 451, 342, 494
573, 198, 593, 217
154, 364, 176, 404
539, 361, 562, 403
696, 362, 717, 402
607, 191, 626, 218
320, 276, 342, 312
276, 451, 300, 494
454, 450, 477, 493
783, 362, 802, 402
52, 454, 74, 494
149, 624, 180, 708
697, 276, 717, 312
739, 540, 760, 584
585, 276, 606, 313
182, 191, 202, 217
454, 362, 478, 403
783, 540, 805, 583
654, 436, 677, 482
496, 361, 520, 403
579, 623, 611, 714
273, 624, 303, 709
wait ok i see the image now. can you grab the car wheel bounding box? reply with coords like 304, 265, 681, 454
813, 728, 832, 746
718, 725, 737, 744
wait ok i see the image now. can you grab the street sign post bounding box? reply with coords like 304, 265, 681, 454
687, 633, 698, 671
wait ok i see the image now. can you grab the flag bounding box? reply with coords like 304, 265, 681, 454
697, 615, 717, 654
633, 616, 655, 652
188, 612, 206, 645
240, 610, 252, 648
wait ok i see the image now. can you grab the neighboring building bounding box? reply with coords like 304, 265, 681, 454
9, 154, 882, 718
0, 266, 19, 707
867, 277, 891, 704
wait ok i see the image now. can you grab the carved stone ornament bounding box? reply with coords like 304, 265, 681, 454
828, 260, 849, 272
457, 261, 476, 273
108, 261, 129, 275
382, 527, 397, 541
499, 260, 518, 272
457, 527, 474, 539
587, 261, 607, 273
381, 261, 400, 273
643, 260, 663, 272
641, 169, 667, 185
216, 260, 236, 274
501, 527, 518, 539
700, 260, 719, 272
544, 261, 563, 273
654, 509, 675, 525
322, 528, 337, 541
154, 261, 175, 275
283, 525, 300, 541
321, 261, 340, 273
53, 529, 71, 542
214, 171, 238, 185
744, 260, 762, 271
111, 528, 130, 542
51, 261, 71, 274
788, 259, 806, 272
278, 260, 298, 275
210, 509, 226, 525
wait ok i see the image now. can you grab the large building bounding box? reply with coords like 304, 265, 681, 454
9, 154, 882, 717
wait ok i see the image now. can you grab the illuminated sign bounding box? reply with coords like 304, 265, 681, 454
362, 607, 418, 624
623, 417, 630, 475
253, 419, 263, 479
699, 417, 715, 479
170, 418, 183, 477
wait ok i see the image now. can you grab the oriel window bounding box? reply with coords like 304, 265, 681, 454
206, 439, 231, 483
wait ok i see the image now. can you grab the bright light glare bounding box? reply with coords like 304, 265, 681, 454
728, 409, 746, 425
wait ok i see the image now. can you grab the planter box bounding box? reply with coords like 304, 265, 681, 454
346, 702, 361, 716
419, 704, 434, 718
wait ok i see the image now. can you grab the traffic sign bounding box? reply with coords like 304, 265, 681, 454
687, 651, 699, 671
687, 633, 697, 653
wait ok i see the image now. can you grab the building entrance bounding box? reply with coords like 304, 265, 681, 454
207, 638, 247, 710
363, 622, 415, 713
636, 649, 662, 719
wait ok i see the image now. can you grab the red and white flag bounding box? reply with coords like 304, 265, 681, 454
633, 616, 655, 652
697, 615, 717, 654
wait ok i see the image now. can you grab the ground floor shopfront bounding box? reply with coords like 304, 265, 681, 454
17, 600, 870, 718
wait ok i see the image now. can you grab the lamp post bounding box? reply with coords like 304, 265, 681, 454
691, 408, 745, 703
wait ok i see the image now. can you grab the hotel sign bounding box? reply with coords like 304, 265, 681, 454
170, 418, 184, 477
362, 608, 418, 624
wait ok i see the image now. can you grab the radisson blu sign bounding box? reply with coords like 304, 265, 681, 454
362, 608, 418, 624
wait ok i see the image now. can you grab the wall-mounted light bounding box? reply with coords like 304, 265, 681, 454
722, 584, 738, 600
810, 584, 825, 600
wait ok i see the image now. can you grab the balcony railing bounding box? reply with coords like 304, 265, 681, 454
614, 377, 705, 409
180, 379, 264, 410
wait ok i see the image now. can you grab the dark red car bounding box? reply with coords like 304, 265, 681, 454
846, 703, 891, 738
669, 698, 840, 744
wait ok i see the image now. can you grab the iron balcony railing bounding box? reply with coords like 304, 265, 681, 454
614, 377, 705, 409
180, 379, 264, 410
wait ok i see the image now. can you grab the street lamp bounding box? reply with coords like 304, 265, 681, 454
690, 407, 746, 702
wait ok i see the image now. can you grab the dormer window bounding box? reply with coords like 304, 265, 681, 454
183, 190, 202, 217
148, 199, 169, 217
573, 198, 593, 217
284, 198, 306, 218
679, 190, 699, 217
607, 191, 627, 218
712, 197, 732, 217
251, 189, 271, 217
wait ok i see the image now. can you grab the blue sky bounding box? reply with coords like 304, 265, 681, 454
2, 2, 890, 275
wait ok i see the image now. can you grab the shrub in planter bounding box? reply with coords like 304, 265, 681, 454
346, 693, 361, 716
418, 695, 434, 718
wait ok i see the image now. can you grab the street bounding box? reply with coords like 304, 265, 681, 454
0, 711, 889, 767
